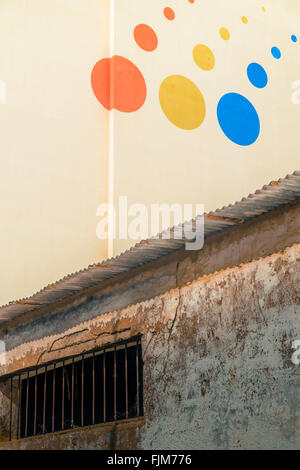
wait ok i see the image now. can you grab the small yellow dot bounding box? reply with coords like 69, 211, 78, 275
220, 27, 230, 40
261, 7, 266, 12
193, 44, 215, 71
242, 16, 248, 24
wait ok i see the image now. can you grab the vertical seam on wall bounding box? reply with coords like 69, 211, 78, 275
108, 0, 115, 259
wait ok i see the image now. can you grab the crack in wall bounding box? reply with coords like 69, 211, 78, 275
36, 327, 132, 365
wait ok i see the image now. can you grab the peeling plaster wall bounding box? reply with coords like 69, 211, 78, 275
0, 243, 299, 450
141, 245, 300, 450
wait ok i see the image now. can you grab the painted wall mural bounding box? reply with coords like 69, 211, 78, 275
90, 0, 300, 256
92, 2, 298, 146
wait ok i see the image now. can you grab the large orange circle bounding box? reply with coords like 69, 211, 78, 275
91, 55, 147, 113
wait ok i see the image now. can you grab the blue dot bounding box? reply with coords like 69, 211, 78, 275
271, 46, 281, 59
217, 93, 260, 146
247, 63, 268, 88
291, 35, 298, 43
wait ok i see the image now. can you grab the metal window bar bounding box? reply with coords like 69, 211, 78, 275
103, 349, 106, 423
42, 366, 47, 434
9, 377, 12, 441
71, 358, 74, 428
62, 361, 65, 431
92, 352, 95, 426
34, 370, 37, 436
17, 375, 21, 440
81, 355, 84, 427
136, 339, 140, 417
114, 345, 117, 422
25, 371, 29, 438
125, 343, 128, 419
1, 336, 142, 441
52, 364, 56, 433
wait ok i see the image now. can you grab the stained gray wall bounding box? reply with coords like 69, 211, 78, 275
0, 244, 299, 449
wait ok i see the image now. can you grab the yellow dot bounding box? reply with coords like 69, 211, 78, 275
220, 27, 230, 40
159, 75, 206, 130
261, 7, 266, 12
193, 44, 215, 71
241, 16, 248, 24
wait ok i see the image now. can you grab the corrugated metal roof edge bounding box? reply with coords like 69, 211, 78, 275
0, 170, 299, 321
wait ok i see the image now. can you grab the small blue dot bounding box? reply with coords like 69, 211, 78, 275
217, 93, 260, 146
271, 46, 281, 59
291, 35, 298, 43
247, 63, 268, 88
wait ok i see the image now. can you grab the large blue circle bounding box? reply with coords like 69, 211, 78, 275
247, 63, 268, 88
217, 93, 260, 146
271, 46, 281, 59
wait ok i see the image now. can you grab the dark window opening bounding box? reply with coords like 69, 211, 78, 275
2, 336, 143, 440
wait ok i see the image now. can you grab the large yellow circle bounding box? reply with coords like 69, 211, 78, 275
159, 75, 206, 130
193, 44, 215, 71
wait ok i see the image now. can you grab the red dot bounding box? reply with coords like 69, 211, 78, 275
164, 7, 175, 21
134, 24, 158, 52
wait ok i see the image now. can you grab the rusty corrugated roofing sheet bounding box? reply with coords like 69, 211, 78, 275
0, 171, 299, 325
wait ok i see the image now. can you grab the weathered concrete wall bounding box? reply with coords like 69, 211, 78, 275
0, 380, 19, 443
0, 380, 11, 442
0, 243, 299, 449
0, 418, 145, 450
141, 245, 300, 450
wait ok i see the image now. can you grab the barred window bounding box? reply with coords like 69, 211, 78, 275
1, 336, 143, 440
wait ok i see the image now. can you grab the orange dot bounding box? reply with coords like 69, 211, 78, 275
91, 55, 147, 113
188, 0, 195, 3
164, 7, 175, 20
134, 24, 158, 52
91, 58, 111, 110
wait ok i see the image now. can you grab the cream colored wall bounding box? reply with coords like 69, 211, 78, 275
112, 0, 300, 255
1, 0, 300, 305
0, 0, 110, 306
